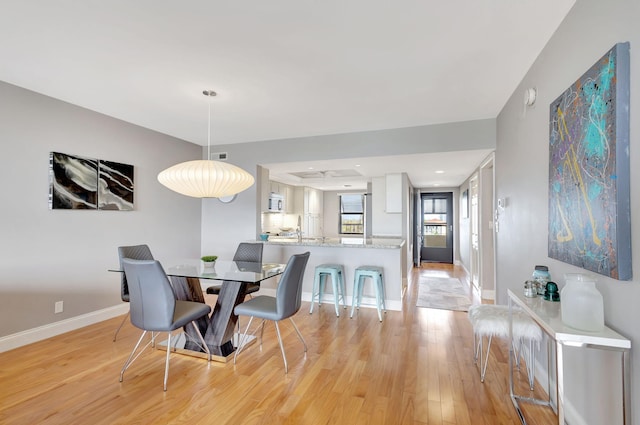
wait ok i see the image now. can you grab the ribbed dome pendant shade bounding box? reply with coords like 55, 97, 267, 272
157, 90, 254, 198
158, 159, 254, 198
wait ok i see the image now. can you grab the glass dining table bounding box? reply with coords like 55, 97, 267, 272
113, 259, 286, 362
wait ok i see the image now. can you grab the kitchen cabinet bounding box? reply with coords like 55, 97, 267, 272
283, 185, 296, 214
372, 176, 402, 236
304, 187, 323, 215
269, 181, 297, 214
304, 213, 323, 237
302, 187, 323, 237
270, 181, 283, 195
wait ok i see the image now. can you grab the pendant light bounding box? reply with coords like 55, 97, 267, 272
157, 90, 255, 198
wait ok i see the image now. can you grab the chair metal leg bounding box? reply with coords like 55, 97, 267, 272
234, 316, 256, 365
274, 321, 288, 373
163, 332, 171, 391
339, 271, 347, 310
374, 277, 383, 322
480, 335, 493, 382
310, 272, 320, 314
289, 318, 307, 353
350, 276, 361, 318
188, 320, 211, 362
331, 272, 340, 317
120, 330, 149, 383
357, 276, 365, 309
473, 332, 479, 363
378, 273, 387, 313
235, 292, 253, 347
113, 311, 130, 342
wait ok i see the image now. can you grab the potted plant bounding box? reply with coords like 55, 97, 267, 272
201, 255, 218, 268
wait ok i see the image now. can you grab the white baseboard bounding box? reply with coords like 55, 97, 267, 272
300, 292, 401, 312
481, 289, 495, 300
0, 304, 128, 353
254, 288, 402, 312
0, 289, 404, 353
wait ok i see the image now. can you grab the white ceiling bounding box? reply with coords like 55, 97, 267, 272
0, 1, 574, 189
266, 149, 494, 191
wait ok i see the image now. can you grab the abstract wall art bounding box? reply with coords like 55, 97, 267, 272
98, 160, 134, 210
49, 152, 134, 211
548, 42, 631, 280
49, 152, 98, 209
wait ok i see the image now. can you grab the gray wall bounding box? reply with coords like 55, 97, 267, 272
495, 0, 639, 423
0, 81, 202, 337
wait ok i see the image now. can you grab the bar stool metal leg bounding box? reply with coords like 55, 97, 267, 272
330, 271, 341, 316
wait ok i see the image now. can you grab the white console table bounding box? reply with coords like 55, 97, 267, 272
507, 289, 631, 424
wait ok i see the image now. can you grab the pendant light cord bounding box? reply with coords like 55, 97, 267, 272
203, 90, 217, 161
207, 99, 211, 160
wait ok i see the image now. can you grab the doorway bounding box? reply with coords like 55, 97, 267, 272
420, 192, 453, 263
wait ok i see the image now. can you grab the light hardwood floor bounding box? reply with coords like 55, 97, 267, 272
0, 264, 557, 424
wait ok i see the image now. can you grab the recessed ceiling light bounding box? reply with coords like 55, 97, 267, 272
433, 183, 441, 186
308, 167, 314, 170
355, 164, 361, 167
435, 170, 445, 174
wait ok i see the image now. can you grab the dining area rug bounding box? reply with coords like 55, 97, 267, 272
416, 277, 472, 311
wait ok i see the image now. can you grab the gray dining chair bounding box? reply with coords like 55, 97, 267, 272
120, 258, 211, 391
206, 242, 264, 296
114, 244, 154, 341
233, 251, 310, 373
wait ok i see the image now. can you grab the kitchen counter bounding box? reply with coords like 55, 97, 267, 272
261, 236, 405, 249
258, 236, 407, 312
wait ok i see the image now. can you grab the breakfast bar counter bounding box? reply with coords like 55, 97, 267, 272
263, 236, 405, 249
259, 237, 407, 312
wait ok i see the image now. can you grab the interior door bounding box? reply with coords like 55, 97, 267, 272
420, 192, 453, 263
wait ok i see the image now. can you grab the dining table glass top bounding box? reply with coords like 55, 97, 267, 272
165, 260, 285, 283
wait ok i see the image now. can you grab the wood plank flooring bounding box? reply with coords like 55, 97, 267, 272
0, 264, 557, 424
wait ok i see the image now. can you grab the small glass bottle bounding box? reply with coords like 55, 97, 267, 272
532, 265, 551, 295
523, 280, 537, 297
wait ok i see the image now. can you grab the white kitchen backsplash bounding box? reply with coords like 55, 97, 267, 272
261, 213, 301, 234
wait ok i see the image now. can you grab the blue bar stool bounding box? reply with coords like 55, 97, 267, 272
350, 265, 386, 322
310, 264, 347, 316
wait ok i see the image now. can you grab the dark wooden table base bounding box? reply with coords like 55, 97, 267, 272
170, 276, 251, 359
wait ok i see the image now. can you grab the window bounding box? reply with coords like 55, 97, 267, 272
423, 197, 447, 246
340, 194, 364, 234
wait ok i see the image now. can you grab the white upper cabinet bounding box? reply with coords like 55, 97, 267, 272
304, 187, 323, 215
269, 181, 298, 214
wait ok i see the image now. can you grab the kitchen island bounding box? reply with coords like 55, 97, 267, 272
259, 237, 407, 312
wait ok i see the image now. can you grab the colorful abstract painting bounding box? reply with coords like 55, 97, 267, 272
548, 42, 631, 280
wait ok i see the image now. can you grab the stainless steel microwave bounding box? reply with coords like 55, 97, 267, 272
268, 193, 284, 212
